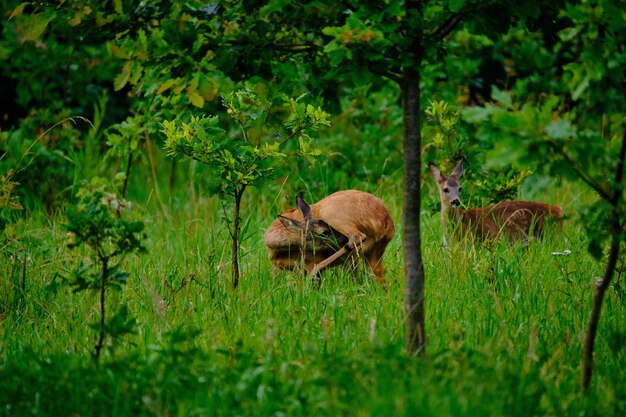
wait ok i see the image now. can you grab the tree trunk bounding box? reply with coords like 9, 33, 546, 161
403, 0, 426, 355
95, 257, 108, 359
231, 188, 245, 289
582, 230, 620, 389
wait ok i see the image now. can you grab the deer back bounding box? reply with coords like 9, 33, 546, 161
458, 201, 563, 240
310, 190, 395, 251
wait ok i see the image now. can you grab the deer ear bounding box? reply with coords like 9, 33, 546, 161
428, 163, 443, 182
278, 215, 305, 232
451, 161, 463, 178
296, 195, 313, 221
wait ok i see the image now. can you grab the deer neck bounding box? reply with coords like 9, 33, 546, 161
441, 204, 462, 232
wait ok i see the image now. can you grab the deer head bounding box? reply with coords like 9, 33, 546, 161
277, 195, 333, 238
429, 161, 463, 212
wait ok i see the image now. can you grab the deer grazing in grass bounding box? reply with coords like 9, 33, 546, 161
263, 190, 395, 284
429, 162, 563, 241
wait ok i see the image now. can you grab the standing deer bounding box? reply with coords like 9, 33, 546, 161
263, 190, 395, 283
429, 162, 563, 241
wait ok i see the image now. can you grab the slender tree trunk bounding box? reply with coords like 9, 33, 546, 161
583, 229, 620, 389
95, 257, 108, 359
582, 126, 626, 389
403, 0, 426, 356
231, 187, 245, 289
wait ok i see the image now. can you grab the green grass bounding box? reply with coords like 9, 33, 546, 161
1, 181, 625, 416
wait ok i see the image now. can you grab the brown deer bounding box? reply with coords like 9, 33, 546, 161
428, 162, 563, 241
263, 190, 395, 283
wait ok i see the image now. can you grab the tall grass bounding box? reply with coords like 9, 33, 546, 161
1, 177, 624, 416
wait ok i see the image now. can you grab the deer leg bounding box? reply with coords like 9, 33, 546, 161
310, 233, 368, 278
310, 244, 352, 277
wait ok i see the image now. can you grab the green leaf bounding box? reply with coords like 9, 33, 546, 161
128, 61, 144, 85
113, 0, 123, 14
491, 87, 512, 109
260, 0, 292, 17
545, 119, 576, 140
571, 75, 590, 101
187, 87, 205, 108
9, 3, 27, 19
156, 78, 178, 95
448, 0, 466, 13
114, 61, 132, 91
558, 26, 580, 42
461, 105, 498, 124
19, 12, 56, 41
198, 74, 219, 101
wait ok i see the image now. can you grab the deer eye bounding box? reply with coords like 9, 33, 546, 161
443, 188, 449, 193
459, 187, 462, 192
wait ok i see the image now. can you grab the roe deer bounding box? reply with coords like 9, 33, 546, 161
428, 162, 563, 241
263, 190, 395, 283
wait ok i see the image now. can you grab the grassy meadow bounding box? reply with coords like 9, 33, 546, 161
1, 172, 625, 417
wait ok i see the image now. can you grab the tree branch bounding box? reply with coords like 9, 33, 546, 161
434, 11, 466, 41
272, 42, 321, 53
225, 39, 320, 54
369, 65, 402, 84
547, 141, 613, 202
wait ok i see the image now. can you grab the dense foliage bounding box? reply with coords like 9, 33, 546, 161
1, 0, 625, 415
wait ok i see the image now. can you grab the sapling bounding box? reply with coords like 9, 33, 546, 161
162, 88, 329, 289
63, 176, 146, 359
0, 169, 26, 312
